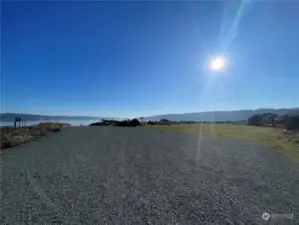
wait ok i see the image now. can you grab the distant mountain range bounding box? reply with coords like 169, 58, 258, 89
1, 108, 298, 122
144, 108, 299, 121
0, 113, 111, 122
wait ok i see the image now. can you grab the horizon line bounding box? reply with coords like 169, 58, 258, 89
1, 107, 298, 118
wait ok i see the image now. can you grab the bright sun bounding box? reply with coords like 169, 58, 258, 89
210, 57, 225, 71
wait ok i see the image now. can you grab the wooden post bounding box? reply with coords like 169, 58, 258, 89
14, 118, 17, 130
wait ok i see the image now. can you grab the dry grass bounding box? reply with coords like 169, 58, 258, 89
150, 124, 299, 162
0, 122, 68, 150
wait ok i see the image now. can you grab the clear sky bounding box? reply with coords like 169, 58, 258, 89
2, 1, 299, 117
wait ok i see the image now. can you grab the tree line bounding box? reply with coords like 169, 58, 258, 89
248, 113, 299, 130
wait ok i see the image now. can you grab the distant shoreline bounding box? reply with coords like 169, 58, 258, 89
0, 119, 102, 127
1, 108, 298, 123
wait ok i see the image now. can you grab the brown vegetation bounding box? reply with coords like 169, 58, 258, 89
0, 122, 69, 150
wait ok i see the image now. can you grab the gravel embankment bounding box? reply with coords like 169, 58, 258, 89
1, 126, 298, 224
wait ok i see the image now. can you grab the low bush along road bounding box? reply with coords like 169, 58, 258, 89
1, 126, 298, 224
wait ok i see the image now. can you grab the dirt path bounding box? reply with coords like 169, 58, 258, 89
1, 127, 298, 224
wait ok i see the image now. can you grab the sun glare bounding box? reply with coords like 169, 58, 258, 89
210, 57, 225, 71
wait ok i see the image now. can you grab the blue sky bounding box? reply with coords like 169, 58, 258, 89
2, 1, 299, 117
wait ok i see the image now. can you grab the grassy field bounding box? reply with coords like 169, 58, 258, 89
150, 124, 299, 162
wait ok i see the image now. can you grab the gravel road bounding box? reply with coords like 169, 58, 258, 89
1, 127, 298, 224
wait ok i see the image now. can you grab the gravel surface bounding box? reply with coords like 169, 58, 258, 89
1, 126, 298, 224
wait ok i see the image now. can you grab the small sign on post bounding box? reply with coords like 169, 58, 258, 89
14, 117, 22, 129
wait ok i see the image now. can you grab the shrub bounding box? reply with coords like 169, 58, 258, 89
90, 119, 141, 127
90, 119, 118, 126
283, 115, 299, 130
248, 114, 263, 126
114, 120, 128, 126
114, 119, 141, 127
90, 121, 107, 126
129, 119, 141, 126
